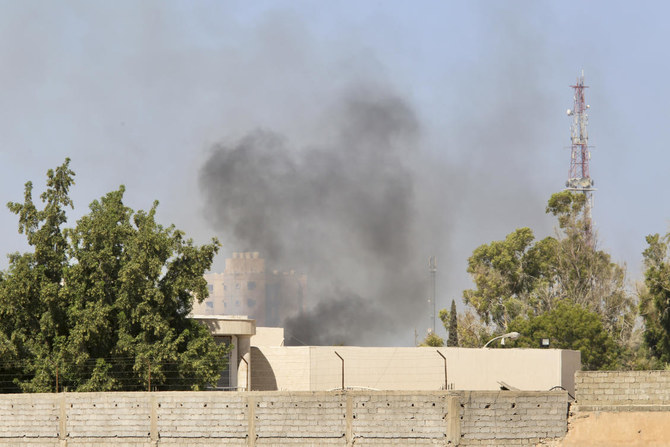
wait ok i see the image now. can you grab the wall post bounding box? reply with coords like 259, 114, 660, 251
247, 394, 256, 446
446, 394, 461, 445
58, 393, 67, 445
150, 394, 158, 445
345, 392, 353, 446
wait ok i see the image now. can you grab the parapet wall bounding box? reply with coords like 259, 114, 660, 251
0, 390, 567, 446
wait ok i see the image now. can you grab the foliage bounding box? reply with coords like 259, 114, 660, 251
0, 159, 230, 392
418, 332, 444, 347
508, 300, 619, 370
463, 227, 547, 330
639, 233, 670, 365
463, 192, 636, 346
447, 299, 459, 347
546, 192, 635, 343
439, 306, 490, 348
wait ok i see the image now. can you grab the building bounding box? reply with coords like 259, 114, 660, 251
192, 251, 306, 326
251, 344, 580, 395
192, 315, 581, 396
192, 314, 256, 391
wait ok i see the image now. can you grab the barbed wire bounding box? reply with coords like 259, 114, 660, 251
0, 356, 232, 393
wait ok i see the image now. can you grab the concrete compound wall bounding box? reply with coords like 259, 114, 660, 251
574, 370, 670, 410
0, 390, 567, 446
560, 370, 670, 447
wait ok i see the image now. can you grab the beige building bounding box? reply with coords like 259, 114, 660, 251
192, 315, 256, 391
251, 344, 580, 396
193, 315, 581, 395
192, 252, 305, 326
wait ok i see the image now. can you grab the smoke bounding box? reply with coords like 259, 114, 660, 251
200, 88, 432, 345
197, 6, 563, 346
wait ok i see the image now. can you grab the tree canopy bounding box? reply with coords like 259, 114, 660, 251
463, 192, 635, 341
453, 191, 637, 369
418, 332, 444, 347
639, 233, 670, 365
508, 300, 619, 370
0, 159, 229, 392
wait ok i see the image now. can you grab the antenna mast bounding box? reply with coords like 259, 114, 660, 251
565, 70, 595, 246
428, 256, 437, 334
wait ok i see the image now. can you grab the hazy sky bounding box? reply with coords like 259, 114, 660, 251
0, 1, 667, 344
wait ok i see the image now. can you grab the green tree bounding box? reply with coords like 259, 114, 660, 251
439, 307, 490, 348
546, 192, 635, 344
639, 233, 670, 365
508, 300, 619, 370
0, 160, 230, 392
463, 227, 556, 330
0, 160, 75, 392
418, 332, 444, 347
463, 192, 635, 344
447, 300, 459, 347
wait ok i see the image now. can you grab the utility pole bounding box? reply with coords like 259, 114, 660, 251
565, 70, 596, 246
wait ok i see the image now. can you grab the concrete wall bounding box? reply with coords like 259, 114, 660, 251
0, 390, 567, 446
460, 391, 567, 444
574, 370, 670, 410
560, 370, 670, 446
252, 346, 581, 395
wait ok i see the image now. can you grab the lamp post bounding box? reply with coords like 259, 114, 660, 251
483, 331, 520, 348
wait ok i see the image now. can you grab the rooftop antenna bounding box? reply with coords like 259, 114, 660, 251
565, 70, 596, 246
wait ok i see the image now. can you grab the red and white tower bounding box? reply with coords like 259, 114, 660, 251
565, 70, 595, 245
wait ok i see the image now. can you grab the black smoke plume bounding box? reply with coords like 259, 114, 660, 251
199, 88, 431, 345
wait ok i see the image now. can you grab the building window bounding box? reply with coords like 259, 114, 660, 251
207, 284, 214, 293
235, 300, 240, 307
223, 283, 227, 291
247, 281, 256, 290
247, 298, 257, 308
236, 283, 240, 289
206, 301, 213, 309
224, 302, 227, 308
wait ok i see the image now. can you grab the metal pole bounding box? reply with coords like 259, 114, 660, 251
436, 350, 447, 390
334, 351, 344, 390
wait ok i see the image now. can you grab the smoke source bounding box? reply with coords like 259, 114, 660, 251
199, 87, 431, 345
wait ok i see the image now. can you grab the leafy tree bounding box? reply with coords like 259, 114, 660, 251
439, 307, 490, 348
546, 192, 635, 344
508, 300, 619, 370
463, 192, 635, 346
1, 161, 75, 392
639, 233, 670, 365
0, 160, 230, 392
418, 332, 444, 347
463, 227, 556, 330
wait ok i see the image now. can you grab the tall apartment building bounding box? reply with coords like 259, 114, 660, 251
192, 252, 305, 327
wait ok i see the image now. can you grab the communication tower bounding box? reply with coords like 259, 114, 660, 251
565, 70, 595, 245
428, 256, 437, 334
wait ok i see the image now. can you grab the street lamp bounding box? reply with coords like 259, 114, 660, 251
483, 331, 520, 348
